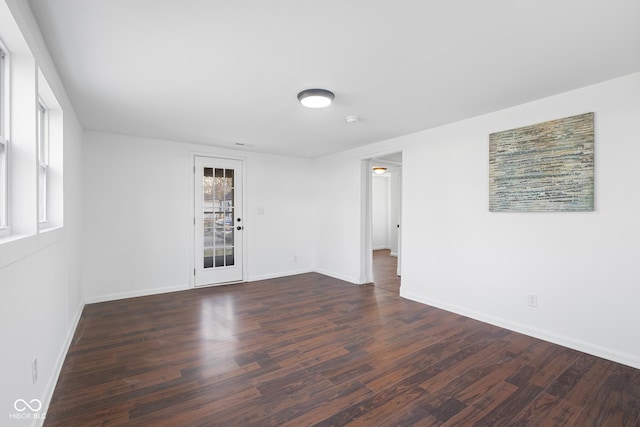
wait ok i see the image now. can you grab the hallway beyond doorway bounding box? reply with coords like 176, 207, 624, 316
371, 249, 400, 293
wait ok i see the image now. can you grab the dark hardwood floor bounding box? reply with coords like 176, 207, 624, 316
371, 249, 400, 293
45, 273, 640, 426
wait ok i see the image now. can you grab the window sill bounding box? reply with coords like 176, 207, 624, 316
0, 226, 64, 270
39, 223, 62, 234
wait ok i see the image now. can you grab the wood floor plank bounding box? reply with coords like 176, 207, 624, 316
378, 404, 441, 427
571, 363, 640, 426
509, 391, 583, 426
470, 383, 544, 426
564, 357, 614, 407
545, 353, 598, 398
264, 380, 373, 427
44, 272, 640, 426
443, 380, 518, 426
419, 338, 512, 394
341, 386, 429, 426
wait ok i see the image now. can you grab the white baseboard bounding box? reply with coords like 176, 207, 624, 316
248, 268, 314, 282
84, 284, 189, 304
36, 301, 84, 427
400, 289, 640, 370
85, 269, 361, 304
314, 268, 359, 285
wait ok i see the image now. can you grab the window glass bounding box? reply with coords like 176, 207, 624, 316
0, 47, 7, 229
0, 140, 6, 228
37, 101, 48, 223
0, 47, 5, 138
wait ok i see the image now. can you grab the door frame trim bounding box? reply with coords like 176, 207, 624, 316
360, 150, 403, 286
190, 153, 248, 288
359, 159, 374, 284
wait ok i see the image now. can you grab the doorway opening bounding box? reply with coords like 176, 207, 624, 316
362, 152, 402, 292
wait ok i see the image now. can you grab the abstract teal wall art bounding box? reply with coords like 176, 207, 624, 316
489, 112, 594, 212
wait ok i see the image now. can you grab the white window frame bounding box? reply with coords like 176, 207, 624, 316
0, 42, 9, 234
37, 98, 48, 224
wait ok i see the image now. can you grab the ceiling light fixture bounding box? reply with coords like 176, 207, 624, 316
345, 115, 359, 124
297, 89, 334, 108
373, 167, 387, 175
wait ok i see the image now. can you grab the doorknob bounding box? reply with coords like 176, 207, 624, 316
237, 226, 243, 231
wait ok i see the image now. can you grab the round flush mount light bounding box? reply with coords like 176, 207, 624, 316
373, 167, 387, 175
297, 89, 334, 108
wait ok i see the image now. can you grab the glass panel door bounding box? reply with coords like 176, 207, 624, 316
195, 157, 243, 286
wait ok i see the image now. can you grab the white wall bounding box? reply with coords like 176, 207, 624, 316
315, 155, 369, 283
316, 73, 640, 369
372, 174, 389, 249
0, 1, 84, 425
82, 132, 316, 302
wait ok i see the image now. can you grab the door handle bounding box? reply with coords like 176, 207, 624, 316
237, 226, 243, 231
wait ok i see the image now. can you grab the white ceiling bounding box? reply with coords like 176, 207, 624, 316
28, 0, 640, 158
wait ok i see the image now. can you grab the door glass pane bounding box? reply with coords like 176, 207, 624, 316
223, 211, 233, 246
203, 166, 236, 269
225, 188, 234, 203
215, 248, 225, 267
204, 222, 214, 239
204, 248, 214, 268
214, 211, 225, 246
203, 168, 214, 215
225, 247, 235, 266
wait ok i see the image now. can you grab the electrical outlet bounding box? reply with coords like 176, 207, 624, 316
527, 293, 538, 308
32, 358, 38, 384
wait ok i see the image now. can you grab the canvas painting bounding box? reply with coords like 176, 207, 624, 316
489, 112, 594, 212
